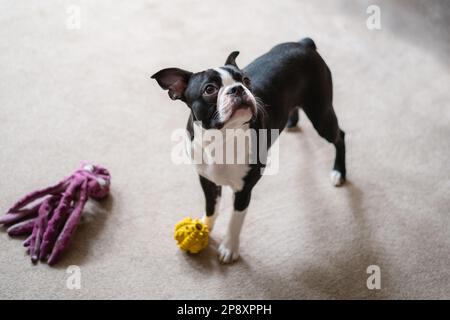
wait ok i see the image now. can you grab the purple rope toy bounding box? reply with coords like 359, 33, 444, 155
0, 162, 111, 265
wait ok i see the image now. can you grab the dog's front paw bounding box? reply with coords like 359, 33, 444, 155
201, 215, 215, 231
218, 238, 240, 264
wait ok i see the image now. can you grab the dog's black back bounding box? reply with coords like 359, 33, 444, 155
245, 39, 333, 135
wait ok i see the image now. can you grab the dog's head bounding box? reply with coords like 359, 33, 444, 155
152, 52, 258, 129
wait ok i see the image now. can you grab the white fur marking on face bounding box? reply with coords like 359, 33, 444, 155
213, 67, 255, 126
214, 67, 236, 87
214, 68, 237, 123
218, 208, 247, 263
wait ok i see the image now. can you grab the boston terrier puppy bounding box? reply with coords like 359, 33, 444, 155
152, 38, 346, 263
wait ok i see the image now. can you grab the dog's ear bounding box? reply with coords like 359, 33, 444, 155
224, 51, 240, 68
151, 68, 193, 101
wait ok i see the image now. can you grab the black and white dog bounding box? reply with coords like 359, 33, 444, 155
152, 38, 346, 263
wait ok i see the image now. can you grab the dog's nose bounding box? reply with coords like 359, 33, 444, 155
227, 85, 245, 96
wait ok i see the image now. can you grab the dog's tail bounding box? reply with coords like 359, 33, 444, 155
299, 37, 316, 50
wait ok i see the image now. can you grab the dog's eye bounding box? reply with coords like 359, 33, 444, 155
203, 84, 218, 96
242, 77, 251, 88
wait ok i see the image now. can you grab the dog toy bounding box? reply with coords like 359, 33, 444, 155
0, 162, 111, 265
174, 217, 209, 254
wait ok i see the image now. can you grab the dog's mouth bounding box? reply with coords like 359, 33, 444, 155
210, 92, 258, 129
230, 103, 252, 117
224, 96, 256, 122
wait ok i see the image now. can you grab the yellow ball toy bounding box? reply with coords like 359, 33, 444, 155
174, 217, 209, 254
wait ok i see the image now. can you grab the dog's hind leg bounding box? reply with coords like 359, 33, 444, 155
303, 104, 346, 186
302, 62, 346, 186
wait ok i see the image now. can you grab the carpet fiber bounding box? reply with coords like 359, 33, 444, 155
0, 0, 449, 299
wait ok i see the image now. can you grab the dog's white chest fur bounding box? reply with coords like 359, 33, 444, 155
196, 163, 250, 192
191, 123, 252, 192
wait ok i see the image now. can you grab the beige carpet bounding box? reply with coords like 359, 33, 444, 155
0, 0, 449, 299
